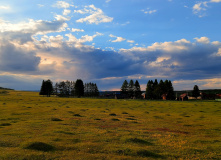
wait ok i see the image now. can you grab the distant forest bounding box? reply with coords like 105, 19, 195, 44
39, 78, 176, 100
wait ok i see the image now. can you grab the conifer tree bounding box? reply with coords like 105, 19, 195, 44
74, 79, 84, 98
128, 79, 134, 98
146, 80, 153, 99
134, 80, 142, 99
121, 80, 129, 97
192, 85, 200, 99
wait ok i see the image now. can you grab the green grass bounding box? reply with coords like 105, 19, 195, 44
0, 90, 221, 159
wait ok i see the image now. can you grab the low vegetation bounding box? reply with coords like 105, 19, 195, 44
0, 90, 221, 159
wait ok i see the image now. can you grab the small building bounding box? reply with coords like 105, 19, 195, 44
179, 93, 188, 101
161, 94, 167, 100
141, 93, 146, 99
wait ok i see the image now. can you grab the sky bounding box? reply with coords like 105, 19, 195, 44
1, 0, 221, 91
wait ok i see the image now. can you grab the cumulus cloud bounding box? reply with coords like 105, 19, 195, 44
0, 18, 68, 44
55, 15, 70, 21
53, 1, 74, 8
109, 34, 126, 43
194, 37, 210, 44
74, 5, 113, 24
63, 9, 71, 15
71, 28, 85, 32
193, 0, 221, 17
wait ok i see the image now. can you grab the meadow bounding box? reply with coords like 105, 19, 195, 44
0, 90, 220, 160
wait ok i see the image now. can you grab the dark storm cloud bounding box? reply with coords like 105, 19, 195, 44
0, 42, 40, 72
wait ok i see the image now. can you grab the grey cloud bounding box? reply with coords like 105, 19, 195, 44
0, 19, 67, 44
0, 41, 40, 72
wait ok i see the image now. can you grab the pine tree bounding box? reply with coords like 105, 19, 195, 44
158, 79, 166, 98
39, 80, 45, 95
166, 80, 175, 100
44, 79, 53, 97
134, 80, 142, 99
128, 80, 134, 98
153, 79, 159, 99
192, 85, 200, 99
121, 80, 128, 97
146, 80, 153, 99
74, 79, 84, 98
39, 80, 53, 97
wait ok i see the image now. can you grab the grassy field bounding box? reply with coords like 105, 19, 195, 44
0, 90, 221, 160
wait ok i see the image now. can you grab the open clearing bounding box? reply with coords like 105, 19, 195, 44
0, 91, 221, 159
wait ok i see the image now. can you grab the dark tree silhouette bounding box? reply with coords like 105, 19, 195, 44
39, 79, 53, 97
192, 85, 200, 99
74, 79, 84, 98
134, 80, 142, 99
121, 80, 129, 97
146, 80, 153, 99
84, 82, 99, 97
128, 80, 134, 98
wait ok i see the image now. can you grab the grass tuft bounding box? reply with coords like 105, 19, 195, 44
73, 114, 82, 117
51, 117, 63, 121
109, 113, 117, 116
136, 150, 163, 158
126, 138, 153, 145
0, 123, 11, 126
22, 142, 55, 152
122, 112, 128, 114
112, 118, 120, 121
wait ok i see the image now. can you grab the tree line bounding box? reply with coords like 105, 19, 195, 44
145, 79, 175, 100
120, 79, 175, 100
121, 80, 142, 99
39, 79, 99, 97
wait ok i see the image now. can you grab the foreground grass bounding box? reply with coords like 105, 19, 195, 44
0, 91, 221, 159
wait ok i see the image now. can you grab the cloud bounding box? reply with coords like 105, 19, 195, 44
0, 18, 68, 44
37, 4, 44, 7
127, 40, 135, 43
106, 0, 111, 3
1, 13, 221, 91
0, 40, 40, 73
0, 5, 10, 10
75, 5, 113, 24
63, 9, 71, 15
210, 0, 221, 2
193, 0, 221, 17
71, 28, 85, 32
55, 15, 70, 21
53, 1, 74, 8
141, 8, 157, 14
109, 34, 126, 43
194, 37, 210, 44
193, 2, 208, 17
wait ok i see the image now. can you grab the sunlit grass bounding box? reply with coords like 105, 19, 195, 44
0, 90, 221, 159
